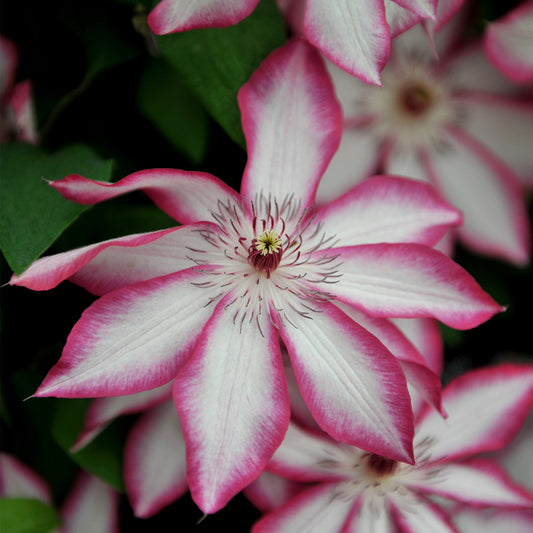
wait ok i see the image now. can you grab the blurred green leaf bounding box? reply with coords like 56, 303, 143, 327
157, 0, 287, 147
138, 58, 209, 163
0, 498, 61, 533
52, 399, 125, 492
0, 143, 113, 275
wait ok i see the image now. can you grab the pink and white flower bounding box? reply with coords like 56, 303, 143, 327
11, 40, 501, 513
0, 453, 119, 533
484, 1, 533, 85
253, 364, 533, 533
0, 35, 38, 144
147, 0, 458, 84
317, 17, 533, 263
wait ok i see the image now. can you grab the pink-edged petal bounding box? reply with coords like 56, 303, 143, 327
456, 93, 533, 185
334, 301, 443, 415
34, 268, 220, 398
173, 296, 290, 514
315, 175, 462, 248
148, 0, 259, 34
252, 483, 355, 533
444, 42, 522, 95
415, 364, 533, 463
69, 223, 219, 296
422, 126, 530, 265
50, 169, 239, 225
303, 0, 390, 85
60, 473, 119, 533
0, 453, 51, 504
385, 1, 424, 38
406, 458, 533, 509
389, 491, 459, 533
496, 411, 533, 491
384, 143, 431, 183
275, 300, 415, 464
239, 39, 342, 208
343, 493, 393, 533
453, 508, 533, 533
267, 423, 351, 484
391, 318, 443, 376
325, 243, 503, 329
390, 0, 437, 20
10, 227, 180, 292
284, 358, 322, 433
124, 401, 188, 518
244, 470, 306, 513
315, 126, 381, 204
71, 384, 172, 452
431, 0, 466, 34
484, 1, 533, 84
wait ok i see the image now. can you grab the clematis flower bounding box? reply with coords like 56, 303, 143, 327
484, 1, 533, 85
146, 0, 460, 84
0, 35, 38, 144
317, 17, 533, 264
11, 39, 501, 513
0, 453, 119, 533
253, 364, 533, 533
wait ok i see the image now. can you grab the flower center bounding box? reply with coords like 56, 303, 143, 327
365, 453, 398, 478
399, 83, 434, 116
248, 230, 284, 277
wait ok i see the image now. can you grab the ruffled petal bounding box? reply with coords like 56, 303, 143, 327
148, 0, 259, 35
252, 483, 354, 533
50, 169, 239, 225
303, 0, 390, 84
60, 473, 119, 533
423, 126, 530, 265
405, 458, 533, 509
34, 268, 220, 398
315, 175, 462, 247
415, 364, 533, 463
124, 401, 188, 518
173, 296, 289, 514
239, 39, 342, 208
276, 300, 415, 463
71, 384, 172, 452
324, 243, 503, 329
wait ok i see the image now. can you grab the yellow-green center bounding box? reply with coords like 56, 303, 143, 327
255, 230, 282, 255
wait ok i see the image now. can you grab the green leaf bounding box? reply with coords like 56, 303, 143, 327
157, 0, 287, 147
0, 143, 114, 275
138, 58, 209, 163
0, 498, 61, 533
51, 399, 125, 492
